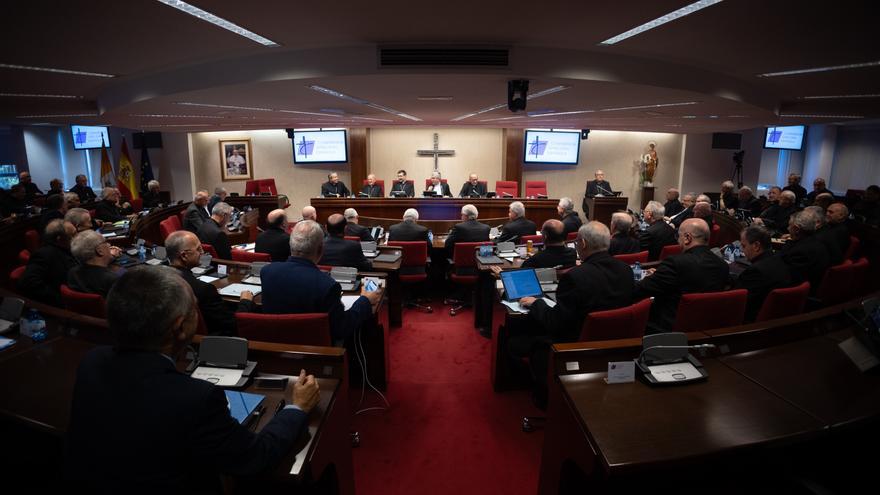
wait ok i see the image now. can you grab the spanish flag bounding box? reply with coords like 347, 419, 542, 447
99, 144, 115, 188
116, 138, 139, 200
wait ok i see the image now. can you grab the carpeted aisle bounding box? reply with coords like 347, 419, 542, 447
351, 305, 546, 495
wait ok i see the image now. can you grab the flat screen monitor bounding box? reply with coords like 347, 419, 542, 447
291, 129, 348, 164
523, 129, 580, 165
70, 125, 110, 150
764, 125, 805, 151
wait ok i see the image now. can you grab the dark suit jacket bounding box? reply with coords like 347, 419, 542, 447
142, 190, 162, 209
69, 184, 97, 203
425, 182, 452, 197
67, 264, 118, 298
815, 223, 847, 266
444, 219, 490, 250
781, 234, 830, 291
196, 219, 232, 260
522, 245, 577, 269
721, 192, 739, 210
670, 206, 694, 228
529, 251, 634, 342
783, 184, 808, 204
23, 182, 43, 201
459, 181, 487, 198
255, 226, 291, 262
345, 223, 375, 242
94, 200, 126, 222
175, 266, 254, 336
1, 196, 28, 217
261, 256, 373, 341
634, 245, 730, 333
319, 236, 371, 272
19, 244, 77, 306
65, 347, 306, 492
758, 203, 796, 234
561, 212, 582, 236
497, 217, 537, 244
639, 221, 677, 261
609, 232, 641, 256
389, 221, 429, 243
39, 208, 64, 232
806, 188, 831, 205
183, 203, 210, 232
321, 181, 350, 197
389, 180, 415, 197
360, 184, 383, 197
738, 196, 762, 217
734, 252, 792, 322
664, 199, 684, 218
207, 194, 222, 213
585, 180, 612, 197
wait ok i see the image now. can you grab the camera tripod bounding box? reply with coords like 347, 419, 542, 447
731, 151, 745, 188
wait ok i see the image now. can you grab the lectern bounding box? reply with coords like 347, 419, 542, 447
585, 196, 628, 225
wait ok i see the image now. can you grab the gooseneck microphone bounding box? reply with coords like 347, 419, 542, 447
637, 344, 716, 364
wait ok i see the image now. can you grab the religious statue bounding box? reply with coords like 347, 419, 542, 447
642, 142, 659, 185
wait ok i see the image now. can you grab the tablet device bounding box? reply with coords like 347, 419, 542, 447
499, 269, 544, 301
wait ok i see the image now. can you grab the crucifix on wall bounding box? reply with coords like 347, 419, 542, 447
417, 133, 455, 171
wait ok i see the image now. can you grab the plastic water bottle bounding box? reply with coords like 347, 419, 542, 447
138, 244, 147, 262
633, 262, 642, 282
725, 245, 735, 263
22, 309, 47, 342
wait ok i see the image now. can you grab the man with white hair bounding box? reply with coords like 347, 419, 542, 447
425, 170, 452, 197
696, 194, 712, 204
755, 190, 797, 235
497, 201, 537, 244
821, 202, 851, 257
664, 188, 683, 217
557, 197, 582, 236
720, 180, 738, 211
19, 219, 77, 306
737, 186, 761, 217
94, 187, 133, 222
781, 209, 831, 290
69, 174, 97, 203
196, 202, 233, 260
360, 174, 383, 197
208, 186, 227, 213
583, 169, 613, 217
184, 190, 211, 232
343, 208, 374, 241
67, 229, 120, 297
670, 192, 696, 227
445, 204, 490, 251
609, 212, 639, 256
389, 208, 429, 245
142, 180, 163, 209
255, 209, 291, 262
639, 200, 676, 261
459, 173, 487, 198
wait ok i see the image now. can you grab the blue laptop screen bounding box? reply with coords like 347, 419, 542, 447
500, 269, 543, 300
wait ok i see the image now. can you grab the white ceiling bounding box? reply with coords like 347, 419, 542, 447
2, 0, 878, 133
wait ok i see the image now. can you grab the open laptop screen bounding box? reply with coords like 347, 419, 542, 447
500, 269, 543, 300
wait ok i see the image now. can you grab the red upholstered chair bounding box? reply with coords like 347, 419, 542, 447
201, 244, 219, 258
159, 217, 178, 241
851, 257, 871, 298
259, 179, 278, 195
614, 251, 649, 264
129, 198, 143, 213
845, 236, 860, 261
755, 282, 811, 322
446, 241, 492, 316
24, 229, 40, 253
525, 181, 548, 198
580, 298, 652, 341
235, 312, 331, 346
389, 240, 432, 312
244, 180, 260, 196
709, 224, 722, 248
815, 260, 854, 306
659, 244, 682, 260
178, 210, 187, 228
317, 265, 333, 272
495, 181, 518, 197
168, 214, 182, 231
673, 289, 748, 332
9, 266, 26, 289
362, 179, 385, 196
344, 236, 361, 242
231, 249, 271, 263
566, 232, 578, 241
17, 249, 30, 266
88, 209, 97, 220
60, 284, 107, 318
424, 178, 449, 189
520, 234, 543, 245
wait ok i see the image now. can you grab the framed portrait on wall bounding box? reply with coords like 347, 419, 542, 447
219, 139, 253, 181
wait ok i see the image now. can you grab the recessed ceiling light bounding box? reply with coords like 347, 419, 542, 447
682, 115, 698, 119
758, 60, 880, 77
0, 93, 83, 99
599, 0, 724, 45
175, 102, 273, 112
600, 101, 699, 112
527, 110, 594, 117
155, 0, 279, 46
351, 116, 395, 122
799, 94, 880, 100
138, 123, 213, 127
308, 85, 422, 121
16, 113, 99, 118
0, 63, 115, 78
779, 114, 864, 119
451, 85, 571, 122
130, 113, 225, 118
417, 96, 453, 101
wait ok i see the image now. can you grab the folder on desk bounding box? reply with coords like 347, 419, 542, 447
225, 390, 265, 424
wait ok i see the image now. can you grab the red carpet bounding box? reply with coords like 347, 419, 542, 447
351, 303, 546, 495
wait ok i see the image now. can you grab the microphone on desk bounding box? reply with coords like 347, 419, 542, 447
358, 192, 370, 198
501, 192, 513, 198
597, 184, 614, 196
637, 344, 716, 365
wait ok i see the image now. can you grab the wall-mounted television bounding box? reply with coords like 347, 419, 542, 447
523, 129, 580, 165
290, 129, 348, 164
70, 125, 110, 150
764, 125, 805, 151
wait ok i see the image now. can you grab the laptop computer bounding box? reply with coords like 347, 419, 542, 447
374, 251, 402, 263
330, 266, 360, 291
369, 226, 384, 241
496, 241, 517, 258
361, 241, 379, 258
534, 267, 558, 293
499, 269, 545, 302
476, 244, 504, 265
0, 297, 24, 334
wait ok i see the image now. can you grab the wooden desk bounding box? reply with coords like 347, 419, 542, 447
585, 196, 628, 225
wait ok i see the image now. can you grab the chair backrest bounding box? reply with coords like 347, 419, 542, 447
235, 312, 331, 347
659, 244, 682, 260
525, 181, 548, 197
18, 249, 30, 266
178, 210, 187, 228
244, 180, 261, 196
755, 282, 811, 322
566, 232, 578, 241
613, 251, 649, 264
259, 179, 277, 195
168, 213, 182, 231
159, 217, 178, 241
673, 289, 748, 332
815, 260, 854, 306
520, 234, 543, 245
453, 241, 492, 268
130, 198, 143, 213
424, 178, 449, 189
388, 241, 428, 268
201, 244, 219, 258
231, 249, 271, 263
495, 181, 518, 197
344, 236, 360, 242
580, 298, 652, 341
362, 179, 385, 195
709, 224, 722, 248
24, 229, 40, 253
9, 266, 26, 289
845, 236, 860, 260
60, 284, 107, 318
851, 257, 870, 297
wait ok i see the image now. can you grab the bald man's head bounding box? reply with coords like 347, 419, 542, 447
301, 206, 317, 221
326, 213, 346, 237
541, 219, 566, 245
693, 202, 712, 219
678, 218, 710, 250
267, 209, 287, 228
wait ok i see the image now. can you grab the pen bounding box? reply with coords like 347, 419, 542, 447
275, 399, 286, 414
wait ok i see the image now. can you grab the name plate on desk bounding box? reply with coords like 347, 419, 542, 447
605, 361, 635, 384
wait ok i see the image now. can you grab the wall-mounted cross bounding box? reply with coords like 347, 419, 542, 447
417, 133, 455, 171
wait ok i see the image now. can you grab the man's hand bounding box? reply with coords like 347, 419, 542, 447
109, 246, 122, 258
643, 268, 656, 277
240, 290, 254, 302
519, 296, 537, 308
291, 369, 320, 413
490, 266, 503, 276
752, 218, 765, 226
361, 285, 382, 305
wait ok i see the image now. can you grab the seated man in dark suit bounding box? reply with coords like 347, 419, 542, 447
47, 178, 64, 196
69, 174, 97, 203
167, 230, 254, 336
18, 219, 77, 306
634, 218, 730, 334
141, 180, 163, 208
521, 219, 577, 269
389, 169, 415, 197
208, 187, 227, 214
496, 201, 537, 244
755, 189, 797, 235
18, 171, 43, 202
824, 202, 852, 257
514, 221, 634, 407
1, 184, 29, 217
360, 174, 383, 197
65, 266, 320, 492
183, 190, 211, 232
783, 173, 807, 206
557, 197, 582, 236
94, 187, 134, 223
319, 213, 372, 271
734, 225, 792, 322
720, 180, 739, 211
736, 186, 762, 217
459, 173, 487, 198
261, 220, 382, 344
343, 208, 374, 241
609, 212, 640, 256
806, 205, 844, 266
781, 209, 830, 291
255, 209, 291, 262
320, 172, 350, 197
663, 188, 684, 218
389, 208, 430, 246
425, 171, 452, 197
67, 229, 121, 298
444, 204, 490, 252
805, 177, 831, 206
39, 193, 66, 232
692, 200, 714, 230
196, 202, 233, 260
639, 201, 676, 261
582, 169, 613, 217
669, 192, 696, 228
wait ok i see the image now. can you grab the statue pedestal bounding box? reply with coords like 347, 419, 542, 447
641, 186, 655, 210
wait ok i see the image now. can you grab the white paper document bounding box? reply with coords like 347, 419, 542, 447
234, 243, 256, 251
501, 297, 556, 314
646, 362, 702, 383
198, 275, 219, 283
145, 258, 163, 266
218, 283, 262, 298
241, 276, 262, 285
191, 366, 243, 386
341, 295, 362, 311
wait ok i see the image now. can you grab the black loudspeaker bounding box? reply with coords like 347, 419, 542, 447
133, 132, 163, 149
508, 79, 529, 112
285, 128, 295, 139
581, 129, 591, 140
711, 132, 742, 150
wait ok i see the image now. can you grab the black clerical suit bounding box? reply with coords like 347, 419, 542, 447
345, 223, 375, 242
720, 191, 739, 211
175, 266, 254, 336
664, 199, 684, 218
784, 184, 807, 205
69, 183, 97, 203
321, 181, 350, 197
521, 245, 577, 269
609, 232, 641, 256
319, 236, 371, 272
639, 220, 676, 261
738, 196, 762, 217
141, 190, 162, 209
426, 182, 452, 197
781, 234, 830, 291
94, 199, 126, 222
815, 224, 845, 266
67, 264, 118, 298
758, 203, 796, 235
670, 206, 693, 228
806, 188, 831, 206
561, 212, 582, 237
22, 182, 42, 202
389, 180, 415, 197
459, 181, 488, 198
734, 252, 792, 322
444, 219, 490, 251
389, 221, 430, 251
65, 347, 306, 493
582, 179, 613, 216
255, 226, 291, 262
183, 202, 210, 232
39, 208, 64, 232
634, 245, 730, 334
360, 183, 383, 197
196, 218, 232, 260
497, 217, 537, 244
18, 244, 77, 306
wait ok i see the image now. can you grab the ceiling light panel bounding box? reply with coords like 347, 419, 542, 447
0, 93, 82, 99
308, 85, 422, 121
451, 85, 570, 122
0, 63, 115, 78
156, 1, 279, 46
759, 60, 880, 77
17, 113, 99, 118
599, 0, 724, 45
800, 94, 880, 100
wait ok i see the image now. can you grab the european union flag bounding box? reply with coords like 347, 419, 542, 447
140, 147, 154, 193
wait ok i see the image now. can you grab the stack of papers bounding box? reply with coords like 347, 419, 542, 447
192, 366, 243, 386
501, 297, 557, 314
0, 337, 15, 351
218, 284, 262, 298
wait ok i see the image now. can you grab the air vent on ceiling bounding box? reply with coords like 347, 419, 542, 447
379, 47, 509, 67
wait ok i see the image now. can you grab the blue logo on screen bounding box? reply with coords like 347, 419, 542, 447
528, 135, 548, 158
74, 129, 87, 146
297, 136, 315, 157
